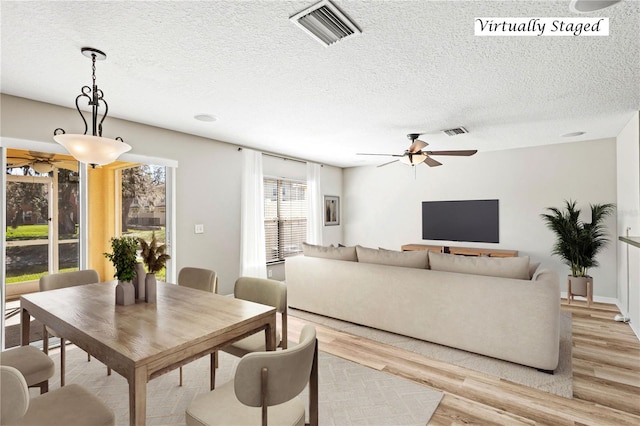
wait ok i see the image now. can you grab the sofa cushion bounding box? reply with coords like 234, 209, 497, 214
302, 243, 357, 261
356, 246, 429, 269
428, 251, 530, 280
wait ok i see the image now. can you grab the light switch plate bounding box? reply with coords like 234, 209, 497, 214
194, 224, 204, 234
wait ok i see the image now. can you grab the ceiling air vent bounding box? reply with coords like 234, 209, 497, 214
442, 127, 469, 136
290, 0, 361, 47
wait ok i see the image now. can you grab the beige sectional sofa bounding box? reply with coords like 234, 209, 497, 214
286, 244, 561, 372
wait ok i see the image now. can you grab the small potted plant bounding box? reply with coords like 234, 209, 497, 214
139, 232, 170, 303
104, 236, 139, 305
540, 200, 615, 305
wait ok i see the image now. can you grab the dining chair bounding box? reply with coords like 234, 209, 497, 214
178, 266, 219, 294
39, 269, 108, 386
177, 267, 218, 386
0, 365, 115, 426
211, 276, 288, 388
0, 345, 54, 394
186, 324, 318, 426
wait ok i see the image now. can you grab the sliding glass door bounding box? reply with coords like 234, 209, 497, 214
5, 163, 80, 298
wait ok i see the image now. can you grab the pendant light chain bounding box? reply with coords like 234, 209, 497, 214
91, 53, 97, 86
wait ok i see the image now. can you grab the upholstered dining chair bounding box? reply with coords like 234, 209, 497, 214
186, 324, 318, 426
178, 266, 218, 294
211, 276, 288, 388
225, 278, 288, 356
0, 345, 54, 394
177, 266, 218, 386
0, 365, 115, 426
39, 269, 107, 386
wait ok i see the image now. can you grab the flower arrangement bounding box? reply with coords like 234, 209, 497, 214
139, 232, 171, 274
103, 236, 139, 282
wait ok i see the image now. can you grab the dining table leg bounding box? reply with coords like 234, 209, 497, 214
210, 353, 216, 391
21, 307, 30, 346
130, 366, 148, 426
265, 315, 277, 351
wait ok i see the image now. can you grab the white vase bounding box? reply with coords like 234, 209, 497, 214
135, 262, 146, 300
145, 273, 157, 303
115, 280, 136, 306
568, 275, 592, 296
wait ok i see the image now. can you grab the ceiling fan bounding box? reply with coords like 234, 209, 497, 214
6, 151, 78, 173
357, 133, 478, 167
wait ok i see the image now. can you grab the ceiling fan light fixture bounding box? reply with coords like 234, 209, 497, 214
31, 161, 54, 174
53, 47, 131, 168
399, 153, 427, 166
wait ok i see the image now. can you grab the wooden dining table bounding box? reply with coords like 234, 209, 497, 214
21, 281, 276, 426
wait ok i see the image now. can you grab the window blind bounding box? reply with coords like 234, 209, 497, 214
264, 178, 307, 262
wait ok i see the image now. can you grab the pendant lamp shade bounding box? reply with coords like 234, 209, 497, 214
53, 134, 132, 167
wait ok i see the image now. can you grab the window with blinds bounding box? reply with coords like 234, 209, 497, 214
264, 178, 307, 263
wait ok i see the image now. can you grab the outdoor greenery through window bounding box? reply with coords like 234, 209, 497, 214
6, 164, 80, 284
121, 164, 168, 279
264, 178, 307, 263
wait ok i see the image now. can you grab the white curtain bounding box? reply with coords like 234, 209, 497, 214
306, 162, 323, 245
240, 149, 267, 278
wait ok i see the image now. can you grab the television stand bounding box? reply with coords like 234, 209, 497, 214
401, 244, 518, 258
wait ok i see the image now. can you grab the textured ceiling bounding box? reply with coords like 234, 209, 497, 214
1, 0, 639, 168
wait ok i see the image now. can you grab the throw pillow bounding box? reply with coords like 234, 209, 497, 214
356, 245, 429, 269
302, 243, 358, 261
428, 251, 530, 280
529, 262, 541, 280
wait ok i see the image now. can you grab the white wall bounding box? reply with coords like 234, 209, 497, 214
616, 112, 640, 336
321, 165, 344, 246
1, 95, 342, 294
343, 138, 618, 298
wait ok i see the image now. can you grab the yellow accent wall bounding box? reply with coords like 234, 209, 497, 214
88, 162, 137, 281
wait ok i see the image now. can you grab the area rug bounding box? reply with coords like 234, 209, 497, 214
37, 345, 443, 426
4, 319, 45, 348
290, 308, 573, 399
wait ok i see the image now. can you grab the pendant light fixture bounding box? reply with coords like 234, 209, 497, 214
53, 47, 131, 168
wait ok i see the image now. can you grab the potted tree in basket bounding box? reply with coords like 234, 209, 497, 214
104, 236, 139, 306
540, 199, 615, 305
139, 232, 170, 303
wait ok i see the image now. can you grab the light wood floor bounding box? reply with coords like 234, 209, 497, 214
288, 299, 640, 425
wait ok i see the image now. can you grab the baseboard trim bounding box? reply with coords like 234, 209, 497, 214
560, 292, 619, 305
560, 292, 639, 341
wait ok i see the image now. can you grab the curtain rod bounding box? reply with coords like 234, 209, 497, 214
237, 147, 322, 166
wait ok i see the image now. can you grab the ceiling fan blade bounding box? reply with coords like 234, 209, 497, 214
424, 156, 443, 167
6, 158, 31, 168
425, 149, 477, 156
377, 159, 399, 168
356, 153, 404, 157
29, 151, 55, 160
408, 139, 427, 153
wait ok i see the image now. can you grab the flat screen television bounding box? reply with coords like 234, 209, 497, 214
422, 199, 499, 243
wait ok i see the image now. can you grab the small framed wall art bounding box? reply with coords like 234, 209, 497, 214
324, 195, 340, 226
